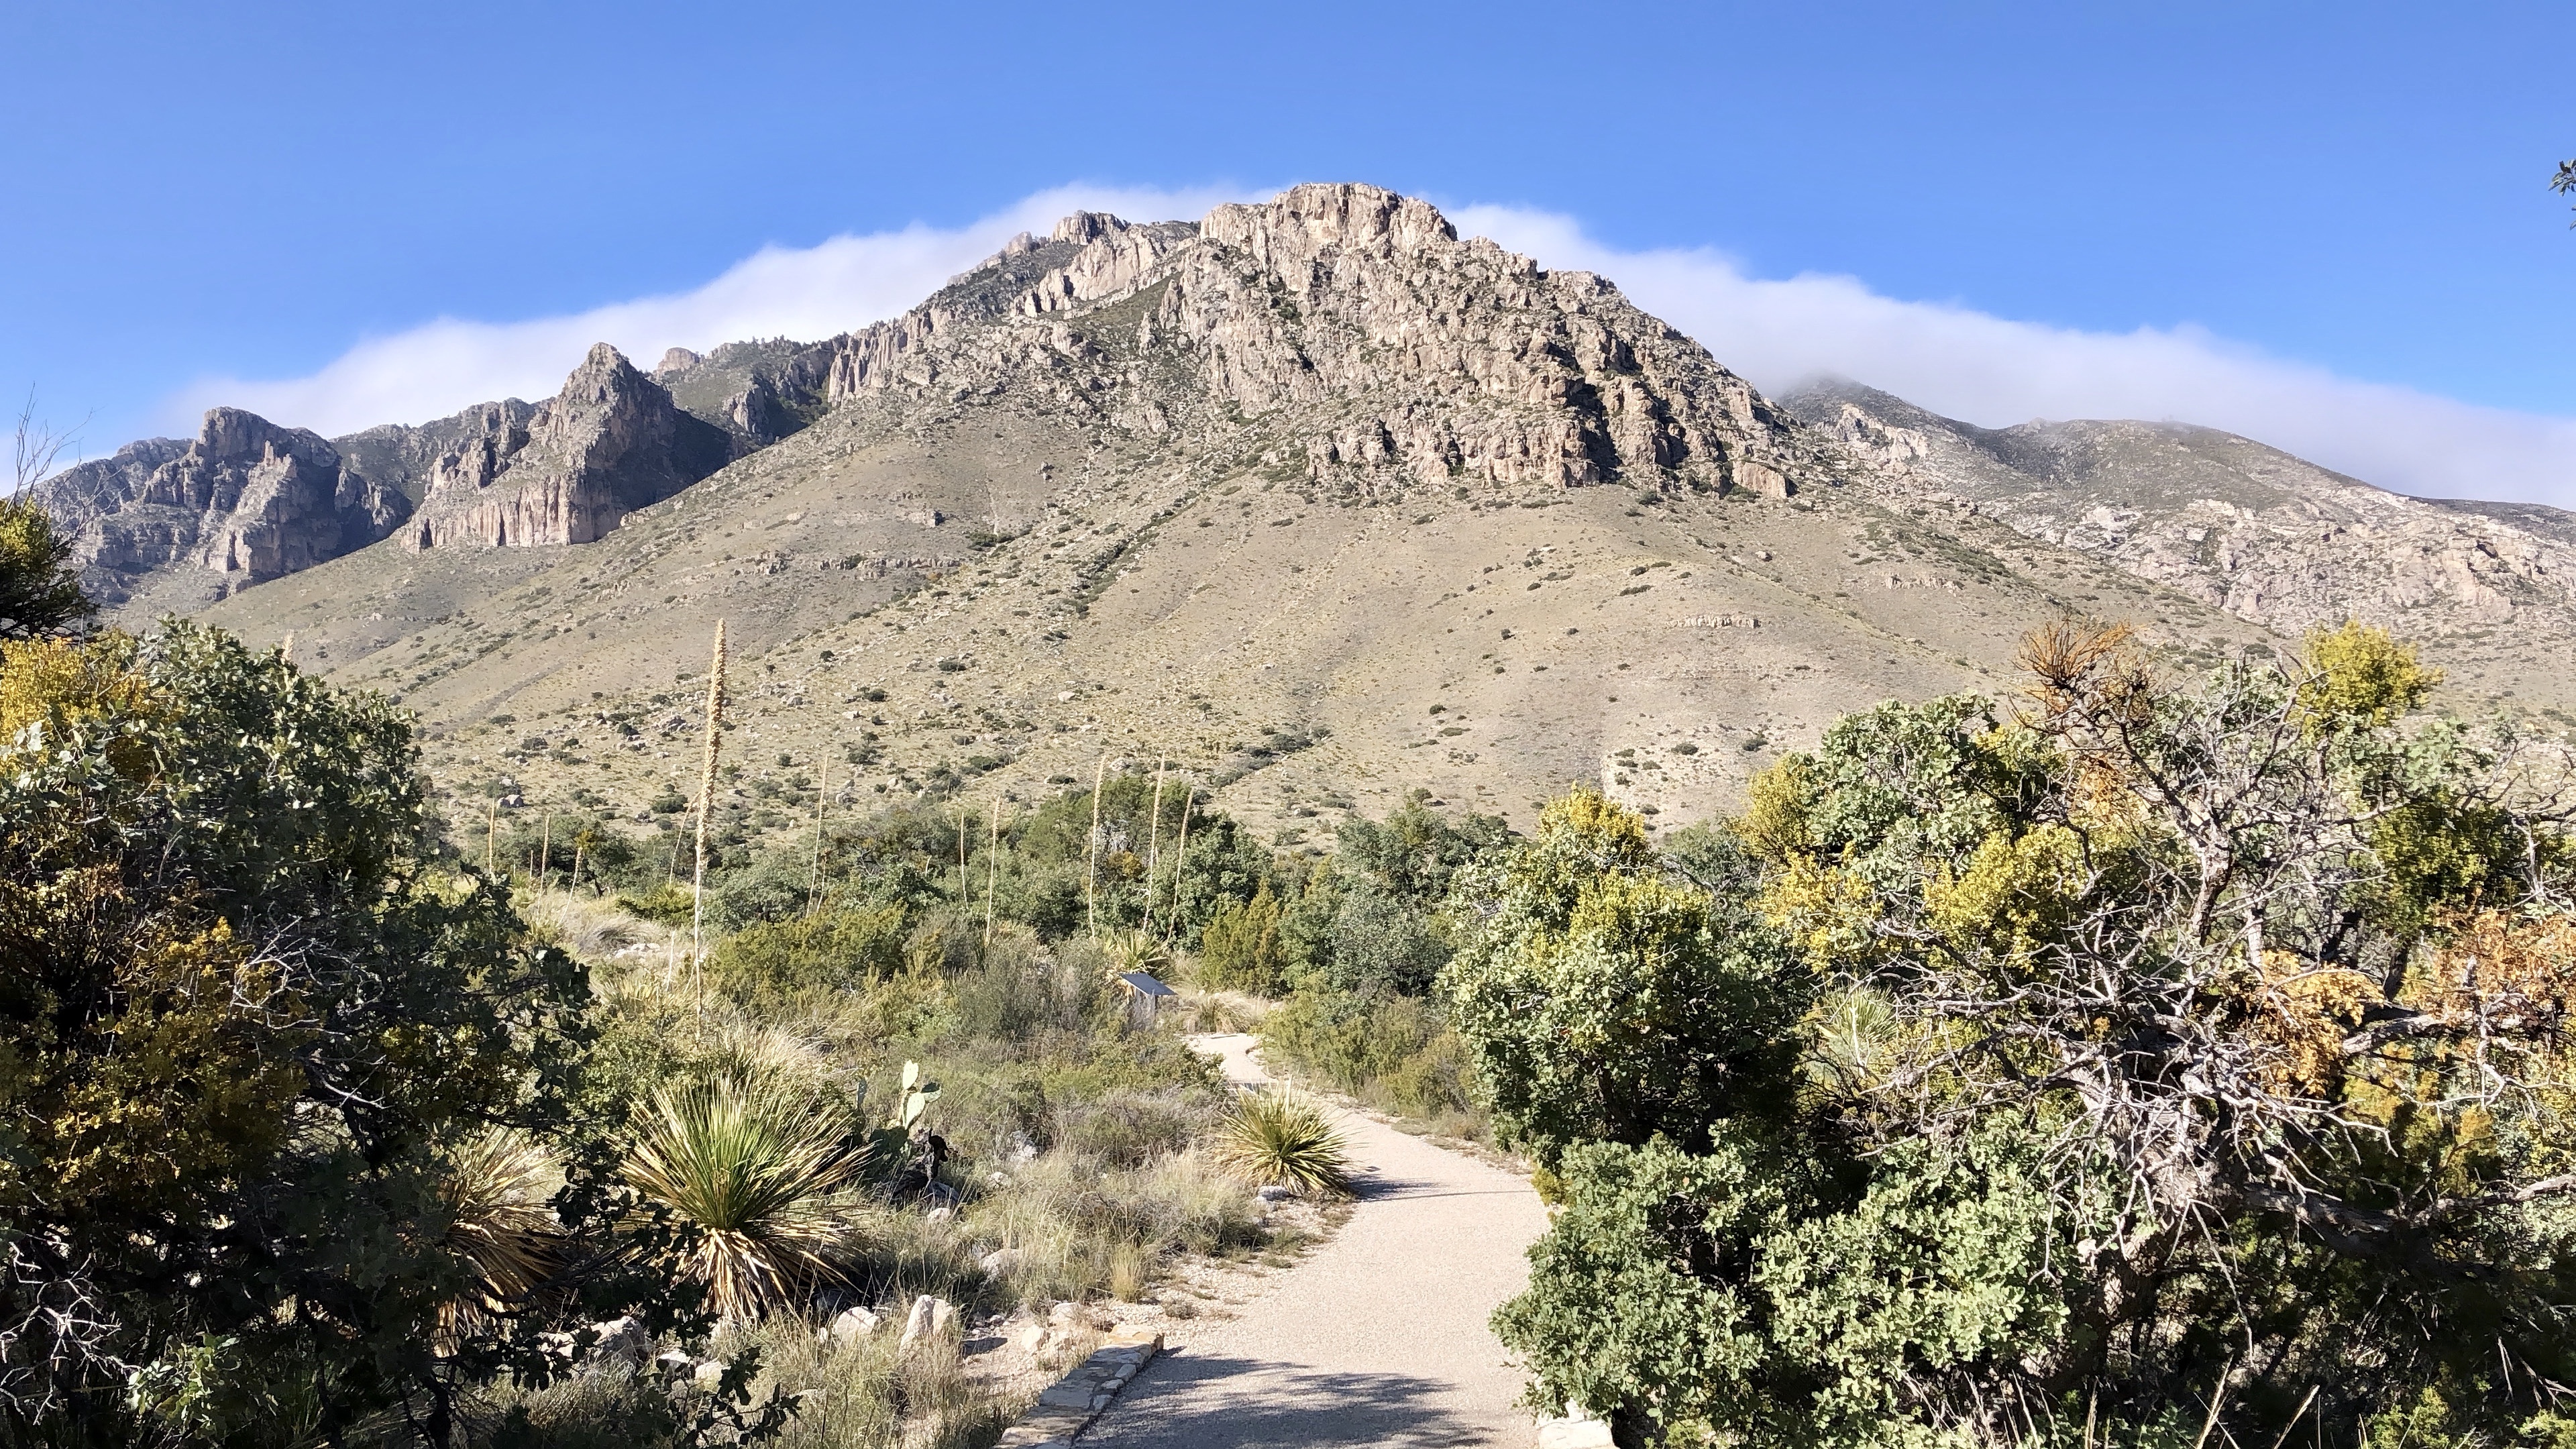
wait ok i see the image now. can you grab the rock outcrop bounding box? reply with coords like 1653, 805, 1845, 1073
404, 343, 729, 549
653, 337, 833, 448
36, 409, 409, 605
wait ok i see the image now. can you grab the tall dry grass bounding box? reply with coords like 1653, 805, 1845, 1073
966, 1148, 1265, 1307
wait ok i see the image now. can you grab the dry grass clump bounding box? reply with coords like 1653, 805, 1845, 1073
967, 1149, 1265, 1307
715, 1316, 1009, 1449
517, 884, 655, 961
1213, 1090, 1352, 1196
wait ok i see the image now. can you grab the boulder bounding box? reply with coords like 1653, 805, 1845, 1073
900, 1294, 957, 1350
824, 1305, 880, 1344
586, 1315, 649, 1369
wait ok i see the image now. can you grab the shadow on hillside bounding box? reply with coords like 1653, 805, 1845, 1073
1087, 1354, 1505, 1446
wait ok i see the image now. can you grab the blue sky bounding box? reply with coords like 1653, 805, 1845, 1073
8, 1, 2576, 500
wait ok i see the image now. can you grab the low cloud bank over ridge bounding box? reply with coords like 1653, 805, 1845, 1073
174, 184, 1251, 440
1456, 204, 2576, 508
178, 186, 2576, 508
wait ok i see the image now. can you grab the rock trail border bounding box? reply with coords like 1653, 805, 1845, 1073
1077, 1032, 1549, 1448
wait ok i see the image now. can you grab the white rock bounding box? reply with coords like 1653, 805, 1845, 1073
826, 1306, 881, 1344
1538, 1401, 1617, 1448
979, 1246, 1026, 1277
900, 1293, 958, 1350
586, 1315, 649, 1368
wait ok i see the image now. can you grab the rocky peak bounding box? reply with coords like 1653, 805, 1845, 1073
1197, 182, 1457, 271
821, 182, 1805, 497
1051, 211, 1128, 245
656, 347, 703, 375
34, 407, 408, 606
405, 343, 729, 549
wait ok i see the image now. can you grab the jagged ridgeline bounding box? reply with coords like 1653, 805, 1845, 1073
39, 184, 2576, 840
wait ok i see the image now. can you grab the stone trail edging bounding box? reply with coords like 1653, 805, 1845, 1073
995, 1330, 1165, 1447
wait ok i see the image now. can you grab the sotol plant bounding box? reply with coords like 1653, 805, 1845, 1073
623, 1075, 868, 1320
1214, 1089, 1352, 1196
437, 1130, 563, 1343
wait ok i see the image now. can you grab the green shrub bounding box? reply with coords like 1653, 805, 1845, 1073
706, 902, 908, 1000
1261, 987, 1479, 1124
1199, 881, 1288, 993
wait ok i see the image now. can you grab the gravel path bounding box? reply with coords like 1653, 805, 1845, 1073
1083, 1034, 1548, 1448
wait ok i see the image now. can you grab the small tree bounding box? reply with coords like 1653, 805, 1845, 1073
1, 393, 93, 640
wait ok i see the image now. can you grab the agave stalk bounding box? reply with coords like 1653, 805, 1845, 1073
983, 794, 1002, 949
1085, 755, 1106, 938
1141, 755, 1167, 933
690, 620, 728, 1002
623, 1075, 866, 1321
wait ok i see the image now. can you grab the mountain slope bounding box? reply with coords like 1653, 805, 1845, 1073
1784, 377, 2576, 653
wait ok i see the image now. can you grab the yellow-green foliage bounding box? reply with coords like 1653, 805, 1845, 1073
28, 912, 310, 1222
1756, 853, 1885, 972
2302, 620, 2440, 731
0, 632, 154, 772
1923, 823, 2089, 975
1552, 786, 1656, 863
0, 494, 95, 641
1735, 756, 1817, 864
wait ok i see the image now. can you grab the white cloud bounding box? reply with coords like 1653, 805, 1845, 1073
1454, 205, 2576, 508
170, 183, 1254, 439
172, 184, 2576, 508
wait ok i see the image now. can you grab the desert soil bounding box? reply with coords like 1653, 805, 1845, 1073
1083, 1033, 1550, 1447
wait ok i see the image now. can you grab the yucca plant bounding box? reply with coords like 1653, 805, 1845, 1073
1100, 928, 1173, 979
1213, 1089, 1353, 1196
437, 1130, 562, 1345
623, 1075, 870, 1320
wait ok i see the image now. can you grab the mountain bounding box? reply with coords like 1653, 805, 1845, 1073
40, 183, 2576, 850
32, 407, 409, 614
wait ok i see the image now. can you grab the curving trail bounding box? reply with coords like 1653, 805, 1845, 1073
1083, 1034, 1549, 1448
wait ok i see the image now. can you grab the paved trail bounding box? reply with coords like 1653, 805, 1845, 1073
1085, 1034, 1549, 1448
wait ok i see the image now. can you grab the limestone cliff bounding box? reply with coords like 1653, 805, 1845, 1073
36, 408, 409, 606
403, 343, 730, 549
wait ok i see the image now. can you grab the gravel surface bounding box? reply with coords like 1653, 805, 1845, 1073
1083, 1033, 1548, 1447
